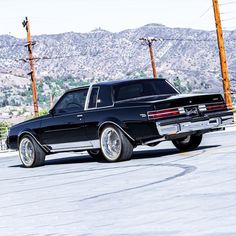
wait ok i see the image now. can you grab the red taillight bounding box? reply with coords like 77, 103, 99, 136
148, 108, 180, 120
206, 103, 226, 111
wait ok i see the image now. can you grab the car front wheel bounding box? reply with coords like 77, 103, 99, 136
172, 134, 202, 152
19, 135, 45, 168
100, 126, 133, 162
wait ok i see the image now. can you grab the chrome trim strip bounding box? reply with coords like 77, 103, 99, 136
156, 115, 234, 136
50, 146, 98, 153
199, 105, 207, 111
18, 131, 49, 153
143, 137, 165, 145
178, 107, 185, 114
99, 121, 135, 142
221, 115, 234, 120
48, 139, 100, 151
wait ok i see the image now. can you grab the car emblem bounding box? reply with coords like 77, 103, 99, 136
140, 113, 147, 118
189, 100, 192, 104
185, 107, 199, 116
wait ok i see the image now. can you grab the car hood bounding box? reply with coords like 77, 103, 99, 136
10, 114, 51, 129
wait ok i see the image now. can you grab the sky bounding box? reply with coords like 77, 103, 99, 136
0, 0, 236, 38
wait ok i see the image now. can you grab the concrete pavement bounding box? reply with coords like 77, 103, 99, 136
0, 130, 236, 236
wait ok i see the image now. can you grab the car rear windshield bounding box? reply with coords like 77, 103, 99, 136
113, 79, 178, 102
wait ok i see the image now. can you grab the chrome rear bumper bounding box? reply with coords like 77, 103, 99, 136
156, 115, 234, 136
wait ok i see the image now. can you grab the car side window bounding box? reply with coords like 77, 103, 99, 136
54, 89, 88, 114
97, 86, 112, 107
88, 86, 112, 109
88, 87, 99, 109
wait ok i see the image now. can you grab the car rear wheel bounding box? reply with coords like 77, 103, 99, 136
19, 135, 45, 168
172, 134, 202, 152
100, 126, 133, 162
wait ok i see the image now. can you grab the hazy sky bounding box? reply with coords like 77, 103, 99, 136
1, 0, 236, 38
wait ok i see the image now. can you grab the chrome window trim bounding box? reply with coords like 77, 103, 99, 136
85, 84, 115, 111
86, 86, 100, 109
86, 104, 115, 111
165, 80, 180, 94
84, 84, 94, 111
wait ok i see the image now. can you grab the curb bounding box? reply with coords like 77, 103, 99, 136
0, 151, 17, 158
224, 122, 236, 132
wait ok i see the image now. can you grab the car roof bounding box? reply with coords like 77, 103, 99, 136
95, 78, 166, 86
66, 85, 90, 93
65, 78, 167, 93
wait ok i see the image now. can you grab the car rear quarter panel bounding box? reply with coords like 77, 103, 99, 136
84, 104, 159, 142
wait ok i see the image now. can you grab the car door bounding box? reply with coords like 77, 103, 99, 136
40, 88, 90, 151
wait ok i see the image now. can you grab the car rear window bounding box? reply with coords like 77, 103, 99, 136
113, 79, 178, 102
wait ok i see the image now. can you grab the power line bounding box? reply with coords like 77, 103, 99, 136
222, 17, 236, 21
0, 44, 24, 49
221, 10, 236, 14
220, 1, 236, 6
199, 5, 213, 18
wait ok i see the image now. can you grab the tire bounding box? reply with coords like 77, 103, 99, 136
19, 135, 46, 168
172, 134, 202, 152
87, 149, 104, 161
100, 126, 133, 162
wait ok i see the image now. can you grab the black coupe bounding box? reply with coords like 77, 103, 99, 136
7, 79, 234, 167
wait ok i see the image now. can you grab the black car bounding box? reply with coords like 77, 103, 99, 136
7, 78, 233, 167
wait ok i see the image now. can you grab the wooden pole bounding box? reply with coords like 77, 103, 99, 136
22, 17, 39, 116
148, 41, 157, 79
212, 0, 232, 108
140, 37, 158, 79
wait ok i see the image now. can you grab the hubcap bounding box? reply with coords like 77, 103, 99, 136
89, 149, 100, 155
101, 127, 121, 161
179, 135, 191, 144
19, 138, 35, 167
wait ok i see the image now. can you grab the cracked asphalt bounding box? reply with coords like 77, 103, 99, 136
0, 130, 236, 236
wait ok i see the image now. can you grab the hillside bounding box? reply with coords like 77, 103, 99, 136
0, 23, 236, 109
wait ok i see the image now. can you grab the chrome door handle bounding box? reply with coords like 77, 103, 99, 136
77, 114, 83, 118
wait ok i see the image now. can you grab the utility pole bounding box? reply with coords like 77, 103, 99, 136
212, 0, 232, 108
22, 17, 39, 116
140, 37, 158, 79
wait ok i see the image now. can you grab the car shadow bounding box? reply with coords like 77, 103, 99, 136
132, 145, 220, 160
9, 145, 220, 168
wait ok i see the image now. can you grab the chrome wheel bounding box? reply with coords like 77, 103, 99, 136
19, 137, 35, 167
179, 136, 191, 144
172, 134, 203, 152
89, 149, 100, 155
101, 127, 121, 161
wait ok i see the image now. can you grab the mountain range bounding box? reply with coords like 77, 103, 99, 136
0, 23, 236, 108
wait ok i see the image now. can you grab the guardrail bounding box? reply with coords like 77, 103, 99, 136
0, 126, 8, 151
